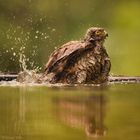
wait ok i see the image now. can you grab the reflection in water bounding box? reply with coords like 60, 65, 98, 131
17, 88, 26, 135
0, 85, 140, 140
0, 86, 108, 139
0, 88, 26, 139
52, 92, 107, 138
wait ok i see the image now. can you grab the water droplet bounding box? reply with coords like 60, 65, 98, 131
52, 28, 56, 32
13, 52, 16, 56
17, 37, 21, 41
44, 36, 49, 39
40, 18, 43, 22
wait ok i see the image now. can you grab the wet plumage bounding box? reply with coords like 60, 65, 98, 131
42, 27, 111, 84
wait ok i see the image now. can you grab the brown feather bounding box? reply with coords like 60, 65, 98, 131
42, 27, 111, 84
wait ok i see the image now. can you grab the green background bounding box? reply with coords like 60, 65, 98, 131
0, 0, 140, 75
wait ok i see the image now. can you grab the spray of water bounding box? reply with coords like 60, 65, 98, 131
0, 15, 59, 84
19, 51, 27, 71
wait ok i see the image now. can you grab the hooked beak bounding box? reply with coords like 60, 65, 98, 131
89, 38, 95, 42
104, 31, 108, 37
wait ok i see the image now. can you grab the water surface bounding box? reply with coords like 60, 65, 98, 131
0, 83, 140, 140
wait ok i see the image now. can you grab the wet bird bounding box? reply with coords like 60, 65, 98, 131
42, 27, 111, 84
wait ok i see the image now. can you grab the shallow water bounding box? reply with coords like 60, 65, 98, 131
0, 83, 140, 140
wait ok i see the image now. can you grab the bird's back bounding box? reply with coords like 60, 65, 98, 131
42, 41, 110, 84
45, 41, 87, 74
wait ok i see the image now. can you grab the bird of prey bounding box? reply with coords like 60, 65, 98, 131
42, 27, 111, 84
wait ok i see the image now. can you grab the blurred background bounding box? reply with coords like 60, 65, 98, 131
0, 0, 140, 75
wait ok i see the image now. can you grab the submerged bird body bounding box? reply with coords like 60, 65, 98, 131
42, 27, 111, 84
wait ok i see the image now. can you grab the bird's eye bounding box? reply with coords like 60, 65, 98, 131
95, 30, 102, 35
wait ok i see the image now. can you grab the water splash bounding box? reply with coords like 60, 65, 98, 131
19, 53, 27, 71
17, 46, 42, 83
1, 15, 58, 84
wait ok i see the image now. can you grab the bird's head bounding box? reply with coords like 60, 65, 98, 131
84, 27, 108, 44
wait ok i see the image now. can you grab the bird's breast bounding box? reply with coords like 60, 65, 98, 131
74, 50, 97, 73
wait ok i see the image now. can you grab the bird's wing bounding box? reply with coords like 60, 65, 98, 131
45, 41, 87, 73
